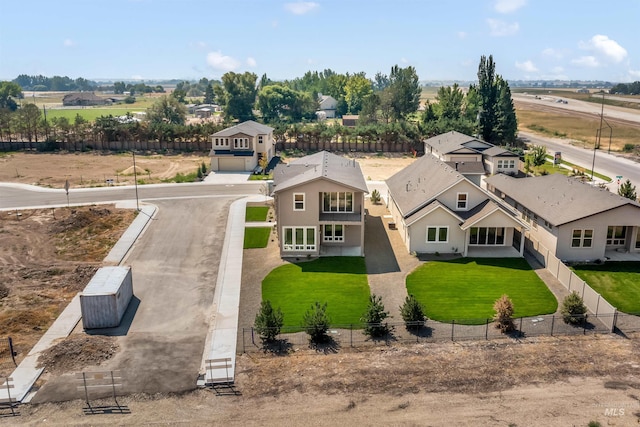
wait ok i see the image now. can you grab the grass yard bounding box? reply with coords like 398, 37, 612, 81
572, 262, 640, 313
245, 206, 269, 222
262, 257, 370, 328
244, 227, 271, 249
406, 258, 557, 324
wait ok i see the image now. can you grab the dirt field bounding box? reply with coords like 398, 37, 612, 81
2, 153, 640, 425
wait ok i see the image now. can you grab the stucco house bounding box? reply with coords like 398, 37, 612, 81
424, 131, 520, 184
317, 94, 338, 119
62, 92, 110, 106
271, 151, 368, 258
209, 121, 275, 172
485, 173, 640, 262
386, 155, 527, 257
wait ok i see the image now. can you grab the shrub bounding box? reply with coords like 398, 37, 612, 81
201, 161, 207, 175
493, 294, 515, 333
370, 189, 381, 204
0, 283, 9, 299
302, 301, 330, 343
254, 300, 284, 342
361, 294, 391, 338
622, 143, 636, 152
399, 294, 426, 330
197, 168, 203, 179
561, 291, 588, 325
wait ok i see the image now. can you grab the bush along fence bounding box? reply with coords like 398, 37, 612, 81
524, 236, 617, 331
239, 311, 640, 353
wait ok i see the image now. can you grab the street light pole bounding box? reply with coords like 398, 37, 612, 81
132, 151, 140, 211
591, 91, 606, 181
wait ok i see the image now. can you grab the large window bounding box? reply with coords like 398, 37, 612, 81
323, 224, 344, 242
469, 227, 505, 245
606, 226, 626, 245
427, 226, 448, 243
283, 227, 316, 251
293, 193, 305, 211
323, 192, 354, 212
456, 192, 468, 210
233, 137, 249, 149
571, 229, 593, 248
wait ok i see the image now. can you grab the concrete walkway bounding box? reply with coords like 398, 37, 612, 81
0, 203, 157, 404
199, 195, 272, 385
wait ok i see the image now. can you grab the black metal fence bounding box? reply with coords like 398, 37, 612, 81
0, 337, 17, 376
241, 312, 640, 353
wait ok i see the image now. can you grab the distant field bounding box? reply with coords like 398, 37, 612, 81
44, 108, 148, 122
512, 88, 640, 111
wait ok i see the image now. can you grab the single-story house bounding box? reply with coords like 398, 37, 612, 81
62, 92, 110, 106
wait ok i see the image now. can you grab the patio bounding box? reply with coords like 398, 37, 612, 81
466, 246, 521, 258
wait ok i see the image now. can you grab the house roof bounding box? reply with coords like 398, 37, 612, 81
444, 161, 486, 175
483, 146, 517, 157
485, 173, 640, 226
459, 199, 525, 230
211, 120, 273, 137
386, 155, 466, 218
272, 151, 368, 194
423, 131, 492, 154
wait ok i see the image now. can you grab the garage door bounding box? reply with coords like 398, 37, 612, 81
218, 158, 246, 171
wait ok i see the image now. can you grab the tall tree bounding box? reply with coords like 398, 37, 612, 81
436, 83, 465, 120
257, 84, 316, 123
146, 95, 187, 125
495, 76, 518, 145
0, 81, 22, 111
477, 55, 499, 143
18, 103, 41, 142
218, 71, 258, 122
203, 84, 215, 104
344, 74, 373, 114
387, 65, 421, 121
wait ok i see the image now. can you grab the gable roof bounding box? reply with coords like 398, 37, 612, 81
272, 151, 368, 194
444, 161, 486, 175
459, 199, 525, 230
483, 146, 518, 157
386, 155, 467, 218
211, 120, 273, 137
485, 173, 640, 226
424, 131, 493, 155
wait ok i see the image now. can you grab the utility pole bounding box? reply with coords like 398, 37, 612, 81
591, 91, 605, 181
132, 151, 140, 211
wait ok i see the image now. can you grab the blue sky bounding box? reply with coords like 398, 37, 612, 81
1, 0, 639, 83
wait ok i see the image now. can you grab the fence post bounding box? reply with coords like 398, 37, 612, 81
568, 273, 572, 292
251, 327, 255, 346
8, 337, 16, 366
612, 310, 618, 333
451, 320, 455, 341
595, 295, 600, 316
485, 319, 489, 340
519, 317, 523, 338
350, 324, 353, 347
582, 282, 586, 298
550, 316, 555, 336
242, 329, 245, 353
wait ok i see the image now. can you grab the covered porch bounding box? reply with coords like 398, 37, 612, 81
604, 249, 640, 261
319, 245, 363, 256
466, 246, 522, 258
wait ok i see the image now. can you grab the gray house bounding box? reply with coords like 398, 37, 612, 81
485, 173, 640, 261
386, 155, 527, 256
209, 121, 275, 172
271, 151, 368, 258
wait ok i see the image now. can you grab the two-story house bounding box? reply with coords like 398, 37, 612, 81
485, 173, 640, 262
317, 94, 338, 119
209, 121, 275, 172
271, 151, 368, 258
386, 154, 527, 257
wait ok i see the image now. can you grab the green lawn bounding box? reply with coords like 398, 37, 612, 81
244, 227, 271, 249
406, 258, 558, 324
572, 262, 640, 313
262, 257, 370, 328
44, 108, 147, 122
245, 206, 269, 222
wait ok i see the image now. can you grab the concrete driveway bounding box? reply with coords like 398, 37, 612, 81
33, 197, 237, 402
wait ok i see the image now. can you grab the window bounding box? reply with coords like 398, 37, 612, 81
509, 160, 516, 168
283, 227, 316, 251
469, 227, 505, 245
427, 226, 448, 243
258, 135, 263, 144
323, 224, 344, 242
322, 192, 354, 212
214, 138, 219, 146
607, 226, 626, 245
293, 193, 305, 211
497, 160, 503, 168
571, 229, 593, 248
233, 138, 249, 149
456, 193, 468, 210
636, 231, 640, 249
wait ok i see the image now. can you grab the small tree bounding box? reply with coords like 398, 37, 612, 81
400, 294, 426, 330
527, 144, 547, 167
561, 291, 588, 325
254, 300, 284, 342
259, 155, 269, 175
302, 301, 330, 343
201, 161, 207, 175
197, 167, 203, 179
370, 189, 381, 204
361, 294, 391, 338
493, 294, 515, 333
618, 179, 637, 201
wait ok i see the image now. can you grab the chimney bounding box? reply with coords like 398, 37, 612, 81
455, 162, 459, 171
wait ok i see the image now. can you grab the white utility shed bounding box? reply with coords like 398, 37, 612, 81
80, 266, 133, 329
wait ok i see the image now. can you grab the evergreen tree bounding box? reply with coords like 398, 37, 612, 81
399, 294, 426, 330
618, 179, 637, 201
361, 294, 391, 338
254, 300, 284, 342
560, 291, 588, 325
302, 301, 330, 343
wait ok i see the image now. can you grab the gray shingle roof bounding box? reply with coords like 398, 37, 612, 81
211, 120, 273, 137
386, 155, 465, 218
444, 161, 486, 174
423, 131, 492, 154
272, 151, 368, 194
483, 146, 517, 157
485, 173, 640, 226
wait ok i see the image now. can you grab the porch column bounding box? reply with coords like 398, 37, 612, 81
519, 227, 525, 256
463, 229, 469, 257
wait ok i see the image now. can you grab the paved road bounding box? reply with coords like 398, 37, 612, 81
519, 132, 640, 186
0, 181, 266, 210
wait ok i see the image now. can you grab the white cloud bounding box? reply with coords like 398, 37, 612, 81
572, 56, 600, 68
401, 57, 409, 64
579, 34, 627, 63
457, 31, 467, 39
284, 2, 319, 15
515, 60, 538, 73
542, 48, 563, 59
551, 66, 565, 74
246, 57, 257, 67
494, 0, 526, 13
63, 39, 75, 47
206, 51, 241, 72
486, 19, 519, 36
306, 58, 316, 65
131, 75, 143, 80
629, 69, 640, 78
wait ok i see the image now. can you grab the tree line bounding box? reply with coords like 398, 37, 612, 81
1, 55, 519, 149
609, 81, 640, 95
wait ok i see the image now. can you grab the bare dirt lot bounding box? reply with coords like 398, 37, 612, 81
2, 153, 640, 425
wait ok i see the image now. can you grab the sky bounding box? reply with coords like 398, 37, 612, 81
1, 0, 639, 83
